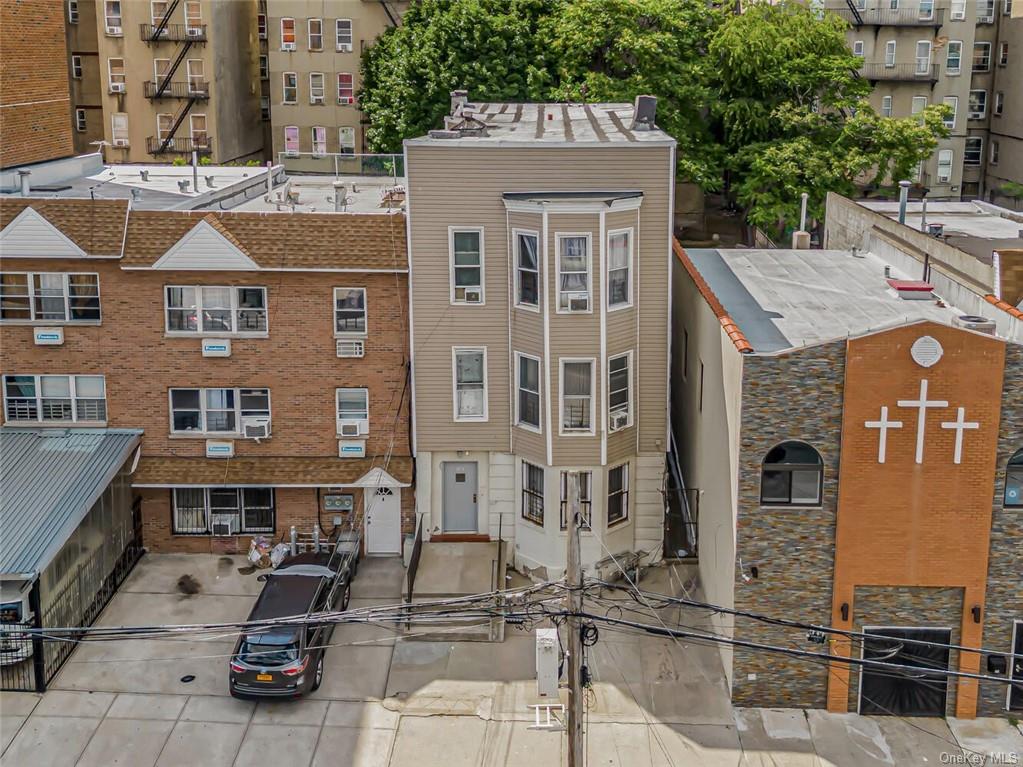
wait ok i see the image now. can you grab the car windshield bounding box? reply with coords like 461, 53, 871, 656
237, 631, 300, 667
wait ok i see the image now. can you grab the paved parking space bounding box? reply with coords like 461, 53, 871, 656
2, 554, 1020, 766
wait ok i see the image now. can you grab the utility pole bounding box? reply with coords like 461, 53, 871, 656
565, 471, 584, 767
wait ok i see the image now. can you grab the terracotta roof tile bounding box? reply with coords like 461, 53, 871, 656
672, 238, 753, 354
0, 198, 129, 256
984, 294, 1023, 321
122, 210, 407, 270
132, 455, 413, 486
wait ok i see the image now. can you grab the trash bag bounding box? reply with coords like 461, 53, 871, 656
270, 543, 290, 568
248, 536, 273, 569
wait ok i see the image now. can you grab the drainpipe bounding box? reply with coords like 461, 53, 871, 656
920, 193, 928, 233
897, 180, 911, 225
799, 192, 809, 232
265, 161, 273, 197
191, 151, 199, 193
17, 170, 30, 196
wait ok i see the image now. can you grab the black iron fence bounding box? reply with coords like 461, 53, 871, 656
146, 136, 214, 155
140, 23, 207, 42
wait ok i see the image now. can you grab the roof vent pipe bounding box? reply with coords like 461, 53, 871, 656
265, 161, 273, 197
920, 194, 928, 233
799, 192, 809, 232
631, 95, 657, 131
177, 179, 190, 192
191, 150, 199, 193
140, 170, 149, 182
897, 180, 911, 225
17, 170, 30, 196
450, 90, 468, 117
332, 180, 346, 212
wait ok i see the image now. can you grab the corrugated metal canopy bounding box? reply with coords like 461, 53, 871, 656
0, 428, 142, 578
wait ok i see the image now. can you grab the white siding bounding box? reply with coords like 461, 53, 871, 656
0, 207, 87, 258
153, 220, 259, 270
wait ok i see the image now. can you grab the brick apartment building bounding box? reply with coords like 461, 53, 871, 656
672, 238, 1022, 718
0, 198, 413, 556
0, 0, 75, 168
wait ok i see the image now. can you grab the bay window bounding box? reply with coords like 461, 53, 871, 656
514, 231, 539, 308
607, 229, 632, 308
557, 234, 590, 312
453, 347, 487, 421
169, 387, 270, 434
4, 374, 106, 424
164, 286, 267, 334
560, 359, 594, 434
516, 353, 541, 430
0, 272, 100, 322
608, 352, 632, 432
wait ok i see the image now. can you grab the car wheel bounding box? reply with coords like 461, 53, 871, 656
310, 655, 324, 692
341, 582, 352, 612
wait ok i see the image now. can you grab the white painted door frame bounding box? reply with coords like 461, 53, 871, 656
364, 486, 401, 555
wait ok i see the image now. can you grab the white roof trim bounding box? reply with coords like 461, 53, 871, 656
0, 207, 87, 258
351, 466, 406, 488
152, 219, 260, 270
503, 198, 643, 214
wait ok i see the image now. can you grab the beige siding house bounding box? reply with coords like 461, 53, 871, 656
405, 96, 675, 577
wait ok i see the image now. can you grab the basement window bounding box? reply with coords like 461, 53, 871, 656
173, 488, 275, 535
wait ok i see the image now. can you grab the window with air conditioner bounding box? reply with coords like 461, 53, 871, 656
108, 58, 125, 92
334, 287, 366, 335
515, 353, 541, 431
557, 234, 591, 312
308, 18, 322, 49
937, 149, 954, 183
514, 230, 539, 309
941, 96, 956, 128
0, 272, 100, 322
309, 72, 324, 103
449, 228, 484, 304
338, 127, 355, 154
608, 352, 632, 432
173, 488, 275, 535
607, 229, 632, 309
111, 113, 129, 145
104, 0, 121, 33
968, 90, 987, 119
282, 72, 297, 104
336, 19, 353, 51
281, 18, 296, 49
165, 286, 267, 335
973, 42, 992, 71
75, 108, 87, 132
946, 41, 963, 74
336, 388, 369, 436
71, 55, 83, 79
964, 137, 983, 166
560, 359, 594, 434
881, 95, 893, 117
3, 374, 107, 424
453, 347, 487, 421
950, 0, 967, 18
284, 125, 299, 155
337, 73, 354, 104
978, 0, 995, 21
170, 387, 270, 436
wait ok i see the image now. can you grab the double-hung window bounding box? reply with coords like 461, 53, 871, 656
991, 140, 1000, 164
337, 73, 354, 104
164, 286, 267, 334
884, 41, 896, 67
309, 72, 324, 103
514, 230, 539, 308
312, 126, 327, 157
608, 352, 632, 432
108, 58, 125, 91
0, 272, 100, 322
104, 1, 121, 32
259, 55, 268, 80
169, 387, 270, 434
336, 388, 369, 435
560, 359, 594, 434
172, 487, 275, 535
336, 19, 353, 51
946, 41, 963, 74
338, 127, 355, 154
308, 18, 322, 49
941, 96, 957, 129
282, 72, 297, 103
964, 137, 983, 166
450, 228, 483, 304
852, 41, 864, 58
999, 42, 1008, 66
71, 55, 83, 79
951, 0, 967, 18
607, 464, 630, 526
75, 109, 87, 132
522, 462, 544, 526
257, 13, 266, 39
915, 41, 932, 75
973, 42, 992, 72
453, 348, 487, 421
284, 125, 299, 155
334, 287, 367, 334
557, 234, 590, 312
281, 18, 296, 49
111, 113, 129, 145
3, 374, 106, 424
937, 149, 954, 183
68, 1, 79, 23
978, 0, 995, 21
994, 92, 1004, 117
881, 95, 892, 117
184, 0, 200, 32
560, 472, 592, 530
607, 229, 632, 308
969, 90, 987, 119
515, 353, 541, 431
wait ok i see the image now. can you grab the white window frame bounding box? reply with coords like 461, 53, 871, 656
978, 0, 995, 21
337, 72, 354, 104
311, 126, 327, 157
74, 108, 87, 132
308, 18, 323, 50
968, 89, 987, 119
183, 0, 200, 31
513, 228, 540, 311
336, 19, 353, 51
884, 41, 897, 68
153, 58, 170, 86
163, 285, 268, 336
941, 96, 957, 128
257, 13, 267, 39
172, 487, 275, 535
452, 347, 488, 422
990, 140, 1000, 165
3, 374, 107, 425
608, 351, 633, 432
556, 232, 592, 314
946, 41, 963, 74
852, 41, 864, 58
333, 287, 367, 336
107, 58, 125, 90
0, 272, 101, 323
915, 40, 932, 75
448, 226, 485, 305
607, 463, 630, 527
259, 54, 268, 79
68, 1, 79, 23
973, 41, 992, 72
151, 1, 168, 26
998, 42, 1008, 66
111, 112, 128, 144
559, 358, 595, 436
283, 125, 299, 155
994, 91, 1004, 116
336, 387, 369, 435
514, 352, 542, 433
189, 113, 207, 148
186, 59, 204, 93
282, 72, 297, 104
280, 17, 296, 49
71, 55, 83, 79
951, 0, 967, 18
309, 72, 325, 103
912, 95, 928, 116
881, 95, 893, 117
937, 149, 954, 183
606, 228, 633, 310
964, 136, 983, 166
104, 0, 121, 32
156, 112, 174, 142
169, 387, 271, 436
1004, 0, 1013, 15
338, 127, 355, 154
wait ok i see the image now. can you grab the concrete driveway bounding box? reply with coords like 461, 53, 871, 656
2, 554, 1021, 766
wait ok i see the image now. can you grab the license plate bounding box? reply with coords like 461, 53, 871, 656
256, 673, 272, 681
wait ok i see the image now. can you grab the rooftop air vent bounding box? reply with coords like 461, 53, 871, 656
886, 278, 934, 300
927, 223, 944, 237
631, 95, 658, 131
954, 315, 997, 335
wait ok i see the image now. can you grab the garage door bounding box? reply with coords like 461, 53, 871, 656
859, 627, 951, 716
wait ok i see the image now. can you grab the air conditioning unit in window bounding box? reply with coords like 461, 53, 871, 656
211, 519, 233, 536
112, 138, 129, 147
336, 339, 365, 358
311, 95, 324, 104
565, 292, 589, 311
338, 420, 362, 438
609, 410, 629, 432
186, 26, 203, 37
336, 43, 352, 52
110, 82, 125, 93
463, 289, 482, 304
242, 416, 271, 440
106, 25, 122, 35
338, 96, 353, 105
282, 41, 296, 51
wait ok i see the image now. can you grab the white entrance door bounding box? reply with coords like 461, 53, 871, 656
365, 486, 401, 555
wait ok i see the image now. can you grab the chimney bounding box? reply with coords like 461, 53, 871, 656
897, 180, 911, 224
17, 170, 30, 196
631, 95, 657, 131
450, 90, 468, 117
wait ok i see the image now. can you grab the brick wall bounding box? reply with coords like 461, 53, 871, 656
731, 340, 846, 709
0, 0, 74, 168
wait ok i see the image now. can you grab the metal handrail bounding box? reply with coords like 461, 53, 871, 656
404, 514, 424, 605
143, 81, 209, 99
827, 6, 945, 25
859, 63, 940, 81
145, 136, 213, 154
140, 23, 207, 42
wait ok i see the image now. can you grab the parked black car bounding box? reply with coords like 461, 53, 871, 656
229, 544, 355, 699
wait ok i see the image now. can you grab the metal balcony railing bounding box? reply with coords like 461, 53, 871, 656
146, 136, 213, 155
143, 81, 209, 99
859, 63, 940, 83
826, 5, 946, 26
140, 23, 207, 42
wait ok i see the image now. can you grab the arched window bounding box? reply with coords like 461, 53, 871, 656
761, 441, 823, 506
1006, 449, 1023, 507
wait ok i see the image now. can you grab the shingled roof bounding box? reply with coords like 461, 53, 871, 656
122, 210, 408, 270
0, 198, 129, 257
132, 455, 413, 487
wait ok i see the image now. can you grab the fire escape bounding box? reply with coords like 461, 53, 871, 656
140, 0, 212, 156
